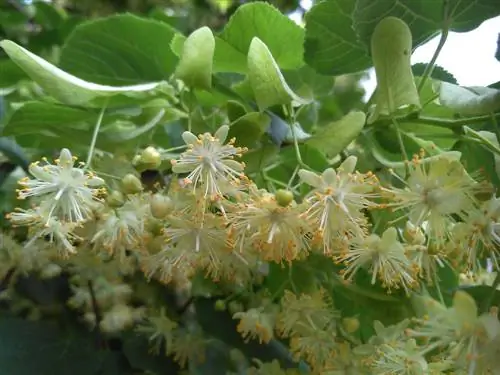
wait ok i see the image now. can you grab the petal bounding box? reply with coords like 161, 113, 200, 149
222, 159, 244, 173
214, 125, 229, 144
181, 131, 198, 145
298, 169, 322, 188
86, 176, 105, 187
322, 168, 337, 185
59, 148, 74, 168
29, 163, 55, 182
380, 227, 398, 248
339, 156, 357, 174
172, 163, 195, 174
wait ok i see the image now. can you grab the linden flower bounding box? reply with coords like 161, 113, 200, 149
407, 291, 500, 373
170, 125, 247, 200
227, 190, 310, 264
91, 194, 149, 257
382, 153, 479, 247
276, 289, 337, 338
16, 148, 105, 223
450, 197, 500, 270
233, 307, 275, 344
136, 307, 178, 356
298, 156, 378, 255
367, 339, 429, 375
337, 227, 417, 294
8, 206, 79, 255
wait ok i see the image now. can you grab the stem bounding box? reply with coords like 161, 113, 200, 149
85, 103, 108, 170
391, 117, 410, 175
285, 104, 311, 170
417, 28, 449, 93
417, 0, 450, 94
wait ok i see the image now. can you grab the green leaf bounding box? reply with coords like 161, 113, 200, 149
216, 2, 304, 73
411, 63, 457, 84
427, 262, 459, 307
305, 0, 500, 76
3, 101, 107, 137
0, 316, 123, 375
265, 260, 319, 299
58, 14, 179, 85
306, 111, 366, 158
0, 59, 28, 89
454, 138, 500, 187
228, 112, 271, 147
240, 140, 280, 175
174, 26, 215, 90
354, 0, 500, 51
304, 0, 371, 75
247, 37, 309, 111
436, 82, 500, 115
368, 17, 420, 124
0, 40, 167, 107
281, 143, 329, 172
122, 332, 181, 373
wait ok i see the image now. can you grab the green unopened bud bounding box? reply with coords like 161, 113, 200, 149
275, 189, 294, 207
214, 299, 226, 311
140, 146, 162, 170
107, 190, 125, 207
342, 317, 360, 333
150, 194, 173, 219
121, 174, 143, 194
147, 218, 164, 236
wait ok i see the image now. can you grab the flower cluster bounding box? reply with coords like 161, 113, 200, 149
5, 127, 500, 374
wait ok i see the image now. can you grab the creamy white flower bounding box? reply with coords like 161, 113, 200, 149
17, 149, 105, 223
170, 125, 247, 199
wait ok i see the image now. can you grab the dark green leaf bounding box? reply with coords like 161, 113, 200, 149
59, 14, 179, 85
0, 316, 124, 375
306, 111, 366, 158
304, 0, 371, 75
215, 2, 305, 73
412, 63, 457, 84
228, 112, 271, 147
354, 0, 500, 50
122, 332, 182, 374
305, 0, 500, 76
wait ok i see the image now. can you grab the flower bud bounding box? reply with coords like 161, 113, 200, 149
107, 190, 125, 207
214, 299, 226, 311
121, 174, 143, 194
147, 218, 164, 236
140, 146, 162, 170
275, 189, 294, 207
342, 317, 360, 333
150, 194, 173, 219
